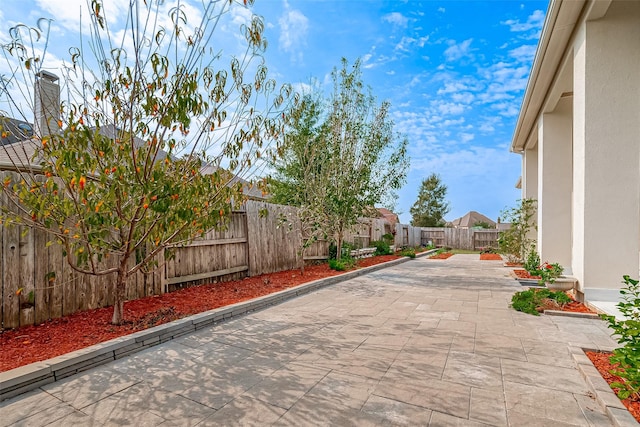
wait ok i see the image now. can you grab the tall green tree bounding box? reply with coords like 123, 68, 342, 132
0, 0, 295, 324
269, 59, 409, 260
268, 93, 329, 268
410, 173, 450, 227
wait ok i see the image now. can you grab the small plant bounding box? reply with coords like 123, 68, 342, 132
328, 257, 356, 271
381, 233, 394, 245
399, 248, 416, 258
329, 242, 357, 260
481, 246, 497, 254
538, 262, 563, 285
497, 198, 537, 263
601, 275, 640, 401
371, 240, 393, 256
510, 288, 572, 315
524, 246, 541, 275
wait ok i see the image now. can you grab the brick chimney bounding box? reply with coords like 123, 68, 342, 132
34, 71, 60, 137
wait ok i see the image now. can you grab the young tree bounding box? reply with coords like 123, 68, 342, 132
269, 59, 409, 260
410, 173, 450, 227
268, 93, 329, 270
0, 0, 295, 324
497, 198, 537, 263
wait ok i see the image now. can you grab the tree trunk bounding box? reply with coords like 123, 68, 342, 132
111, 260, 128, 325
299, 248, 306, 275
336, 231, 344, 260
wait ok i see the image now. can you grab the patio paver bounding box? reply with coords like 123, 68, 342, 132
0, 254, 622, 426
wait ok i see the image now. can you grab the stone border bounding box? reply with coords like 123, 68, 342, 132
570, 346, 639, 427
0, 252, 434, 402
543, 310, 600, 319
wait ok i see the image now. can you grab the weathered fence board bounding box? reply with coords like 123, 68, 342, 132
164, 211, 249, 291
246, 200, 301, 275
398, 224, 500, 251
1, 174, 395, 328
420, 228, 445, 247
473, 230, 500, 250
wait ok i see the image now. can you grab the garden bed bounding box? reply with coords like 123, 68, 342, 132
429, 252, 454, 260
513, 269, 541, 280
480, 253, 502, 261
585, 351, 640, 423
0, 255, 400, 373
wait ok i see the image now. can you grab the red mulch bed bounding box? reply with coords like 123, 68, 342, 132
513, 269, 541, 280
556, 299, 596, 313
0, 255, 399, 373
429, 252, 454, 260
585, 351, 640, 422
480, 253, 502, 261
505, 262, 523, 267
513, 272, 596, 314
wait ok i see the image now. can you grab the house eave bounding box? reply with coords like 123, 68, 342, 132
510, 0, 589, 153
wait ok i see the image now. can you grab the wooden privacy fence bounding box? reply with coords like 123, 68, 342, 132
396, 225, 500, 251
1, 189, 393, 329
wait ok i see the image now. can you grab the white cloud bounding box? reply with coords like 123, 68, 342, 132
278, 0, 309, 63
459, 132, 475, 143
444, 38, 474, 62
451, 92, 475, 104
502, 9, 545, 33
35, 0, 130, 30
383, 12, 409, 27
436, 101, 465, 116
438, 7, 446, 13
395, 35, 429, 52
479, 123, 494, 133
508, 44, 537, 63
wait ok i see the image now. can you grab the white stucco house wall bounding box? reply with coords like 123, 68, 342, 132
511, 0, 640, 312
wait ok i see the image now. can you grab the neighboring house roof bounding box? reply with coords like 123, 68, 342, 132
447, 211, 496, 228
0, 122, 268, 200
377, 207, 399, 225
0, 116, 34, 146
199, 163, 268, 201
0, 124, 172, 169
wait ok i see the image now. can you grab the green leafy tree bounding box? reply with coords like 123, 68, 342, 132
497, 198, 537, 263
269, 59, 409, 260
268, 93, 330, 268
0, 0, 295, 324
410, 173, 450, 227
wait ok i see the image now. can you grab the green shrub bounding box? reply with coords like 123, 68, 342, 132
524, 246, 541, 275
328, 257, 356, 271
371, 240, 392, 256
381, 233, 394, 244
601, 275, 640, 401
400, 248, 416, 258
329, 242, 356, 260
510, 288, 571, 316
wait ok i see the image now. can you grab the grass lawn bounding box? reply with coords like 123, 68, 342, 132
450, 249, 481, 254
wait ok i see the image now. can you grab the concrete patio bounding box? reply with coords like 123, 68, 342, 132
0, 254, 628, 426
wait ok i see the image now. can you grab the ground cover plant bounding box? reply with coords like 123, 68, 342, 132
586, 351, 640, 422
0, 254, 399, 372
510, 288, 572, 315
429, 249, 453, 259
399, 247, 416, 258
600, 275, 640, 402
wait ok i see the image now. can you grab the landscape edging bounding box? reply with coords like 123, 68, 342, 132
570, 346, 640, 427
0, 254, 419, 402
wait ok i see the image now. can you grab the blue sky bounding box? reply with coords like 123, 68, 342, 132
1, 0, 547, 224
